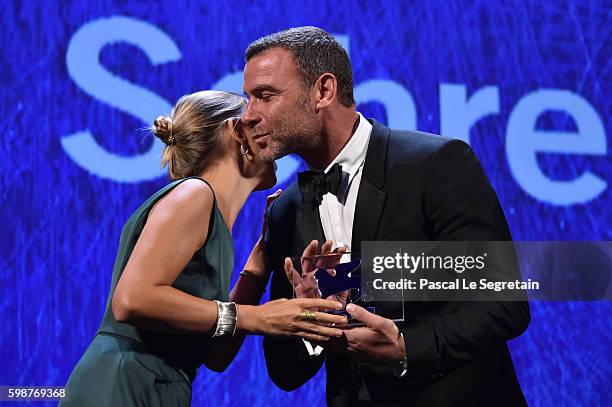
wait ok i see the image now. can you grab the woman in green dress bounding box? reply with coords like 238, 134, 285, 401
60, 90, 346, 406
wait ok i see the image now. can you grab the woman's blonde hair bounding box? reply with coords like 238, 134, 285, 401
152, 90, 246, 180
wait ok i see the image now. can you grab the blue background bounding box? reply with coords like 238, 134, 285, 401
1, 0, 610, 406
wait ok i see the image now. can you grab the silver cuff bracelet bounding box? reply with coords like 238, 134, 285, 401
213, 300, 237, 337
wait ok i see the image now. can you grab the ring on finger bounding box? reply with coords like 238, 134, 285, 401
297, 310, 317, 321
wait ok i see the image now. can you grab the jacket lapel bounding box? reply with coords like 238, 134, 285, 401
296, 201, 326, 249
351, 119, 390, 257
295, 118, 390, 255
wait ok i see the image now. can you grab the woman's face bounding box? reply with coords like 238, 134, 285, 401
235, 119, 277, 191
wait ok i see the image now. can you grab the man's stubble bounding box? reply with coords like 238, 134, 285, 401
262, 93, 323, 163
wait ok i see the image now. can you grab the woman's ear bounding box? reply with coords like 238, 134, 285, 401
227, 119, 248, 154
228, 119, 254, 161
227, 118, 243, 144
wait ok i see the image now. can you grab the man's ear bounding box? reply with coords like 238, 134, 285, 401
314, 73, 338, 111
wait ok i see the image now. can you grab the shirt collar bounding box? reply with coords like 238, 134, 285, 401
322, 112, 372, 186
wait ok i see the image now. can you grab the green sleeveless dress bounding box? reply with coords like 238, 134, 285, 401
60, 177, 234, 407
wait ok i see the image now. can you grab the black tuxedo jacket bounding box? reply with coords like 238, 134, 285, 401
263, 119, 530, 406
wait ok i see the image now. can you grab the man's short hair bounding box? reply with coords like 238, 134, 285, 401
246, 26, 355, 107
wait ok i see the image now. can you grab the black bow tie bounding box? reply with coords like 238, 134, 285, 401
298, 163, 344, 205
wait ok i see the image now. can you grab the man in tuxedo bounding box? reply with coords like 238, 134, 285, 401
242, 26, 530, 407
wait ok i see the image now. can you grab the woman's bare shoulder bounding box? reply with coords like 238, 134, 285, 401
151, 178, 215, 222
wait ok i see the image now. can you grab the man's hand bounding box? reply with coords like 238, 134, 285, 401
284, 240, 348, 305
322, 303, 406, 365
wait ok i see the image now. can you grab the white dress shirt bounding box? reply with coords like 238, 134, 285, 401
318, 112, 372, 256
304, 112, 372, 356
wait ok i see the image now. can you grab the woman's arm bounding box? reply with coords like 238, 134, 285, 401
112, 182, 346, 370
112, 179, 222, 333
203, 190, 279, 371
203, 236, 268, 371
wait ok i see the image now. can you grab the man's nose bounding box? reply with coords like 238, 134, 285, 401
241, 102, 261, 127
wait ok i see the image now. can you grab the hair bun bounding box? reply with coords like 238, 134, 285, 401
153, 116, 176, 146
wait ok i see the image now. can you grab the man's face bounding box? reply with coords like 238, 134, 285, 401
242, 48, 322, 162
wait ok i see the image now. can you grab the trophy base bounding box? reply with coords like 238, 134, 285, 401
326, 306, 376, 326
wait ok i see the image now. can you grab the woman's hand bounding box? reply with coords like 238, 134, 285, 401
242, 189, 283, 278
261, 188, 282, 237
284, 240, 349, 306
238, 298, 348, 342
